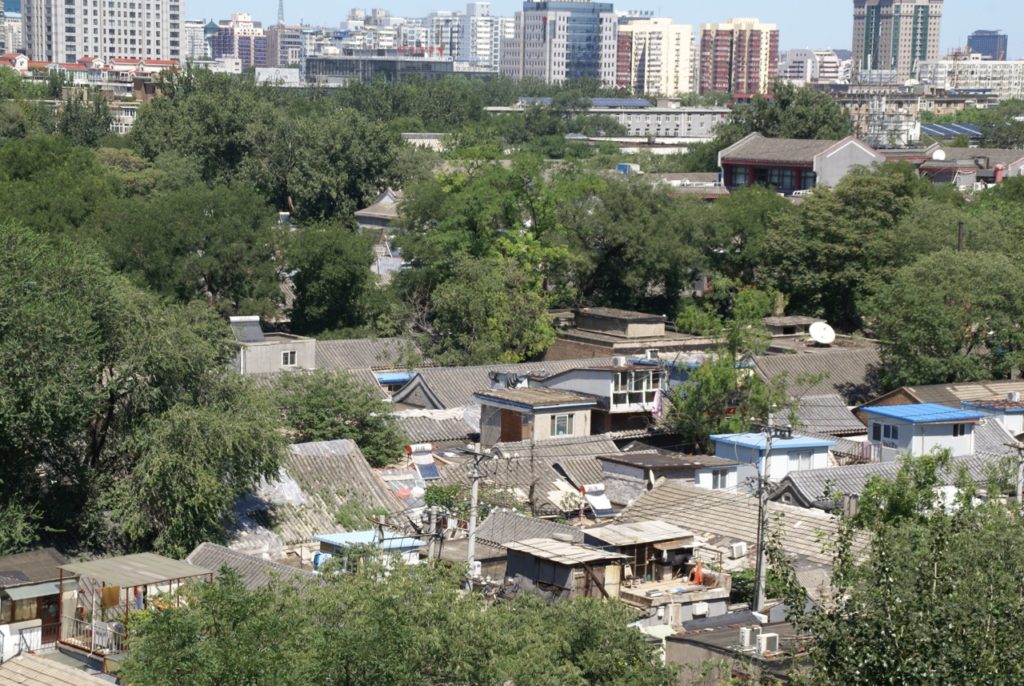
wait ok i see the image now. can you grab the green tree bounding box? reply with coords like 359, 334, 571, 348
274, 372, 408, 467
867, 249, 1024, 388
287, 223, 375, 334
56, 92, 113, 147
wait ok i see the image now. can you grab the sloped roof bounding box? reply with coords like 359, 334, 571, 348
354, 188, 403, 221
874, 380, 1024, 407
860, 403, 985, 424
186, 543, 314, 590
775, 452, 1016, 507
618, 480, 848, 569
795, 394, 868, 435
394, 412, 476, 444
0, 548, 66, 588
937, 147, 1024, 168
232, 440, 403, 554
247, 368, 390, 399
0, 655, 108, 685
505, 538, 625, 565
720, 133, 858, 165
553, 455, 606, 489
474, 510, 584, 547
438, 436, 621, 513
315, 337, 422, 371
392, 358, 619, 410
754, 347, 881, 404
974, 419, 1022, 455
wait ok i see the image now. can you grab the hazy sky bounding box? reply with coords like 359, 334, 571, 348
197, 1, 1022, 59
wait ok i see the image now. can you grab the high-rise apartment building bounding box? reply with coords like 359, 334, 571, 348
458, 2, 503, 68
698, 17, 778, 96
616, 17, 694, 96
267, 24, 303, 66
967, 30, 1008, 61
183, 20, 210, 61
209, 13, 268, 68
501, 0, 618, 87
852, 0, 943, 83
24, 0, 182, 63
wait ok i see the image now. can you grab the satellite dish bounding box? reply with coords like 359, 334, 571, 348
809, 321, 836, 346
932, 149, 947, 161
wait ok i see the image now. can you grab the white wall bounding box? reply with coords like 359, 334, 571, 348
1, 619, 42, 662
694, 467, 739, 491
869, 419, 975, 458
543, 369, 613, 400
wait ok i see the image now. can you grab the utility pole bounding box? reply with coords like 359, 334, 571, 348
426, 506, 438, 562
461, 449, 495, 576
752, 420, 792, 613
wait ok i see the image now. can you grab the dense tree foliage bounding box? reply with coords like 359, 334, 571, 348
274, 372, 408, 467
0, 222, 284, 554
924, 99, 1024, 148
775, 452, 1024, 685
121, 560, 675, 686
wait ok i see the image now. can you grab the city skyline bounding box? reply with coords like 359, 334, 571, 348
194, 0, 1021, 59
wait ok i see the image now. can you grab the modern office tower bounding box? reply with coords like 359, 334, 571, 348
616, 16, 695, 96
24, 0, 182, 62
699, 17, 779, 96
852, 0, 943, 83
501, 0, 618, 87
967, 30, 1008, 61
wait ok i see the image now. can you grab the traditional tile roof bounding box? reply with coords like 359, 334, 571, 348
974, 419, 1022, 455
774, 451, 1016, 508
754, 347, 881, 404
720, 133, 863, 165
232, 440, 403, 556
867, 380, 1024, 408
246, 368, 390, 399
935, 147, 1024, 168
618, 480, 850, 570
553, 455, 607, 489
474, 510, 584, 546
0, 548, 66, 588
391, 357, 619, 410
315, 337, 422, 371
794, 394, 866, 436
186, 543, 314, 590
354, 188, 403, 221
438, 436, 621, 513
393, 411, 476, 444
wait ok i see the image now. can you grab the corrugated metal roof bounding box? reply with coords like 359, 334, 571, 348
60, 553, 212, 587
314, 530, 423, 551
754, 347, 881, 404
393, 413, 475, 444
186, 543, 313, 590
0, 655, 108, 685
794, 394, 866, 435
504, 538, 626, 565
776, 451, 1016, 506
711, 433, 836, 451
391, 358, 620, 410
315, 337, 422, 371
553, 455, 607, 489
897, 380, 1024, 406
860, 403, 985, 424
618, 481, 851, 569
587, 520, 694, 547
474, 510, 584, 546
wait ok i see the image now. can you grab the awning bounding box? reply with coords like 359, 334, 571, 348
4, 582, 60, 601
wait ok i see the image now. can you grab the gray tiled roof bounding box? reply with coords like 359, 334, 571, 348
618, 480, 849, 569
974, 419, 1022, 455
438, 436, 621, 513
794, 394, 865, 436
233, 440, 403, 554
186, 543, 314, 590
316, 337, 422, 371
354, 188, 403, 221
394, 414, 476, 444
246, 368, 390, 399
720, 133, 845, 165
553, 455, 607, 489
393, 358, 619, 410
886, 380, 1024, 407
474, 510, 584, 547
754, 347, 881, 404
0, 655, 108, 685
775, 451, 1017, 507
936, 147, 1024, 168
0, 548, 66, 588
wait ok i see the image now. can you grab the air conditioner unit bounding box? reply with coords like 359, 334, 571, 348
1009, 392, 1022, 403
692, 602, 709, 617
739, 626, 760, 650
758, 633, 780, 655
730, 542, 748, 559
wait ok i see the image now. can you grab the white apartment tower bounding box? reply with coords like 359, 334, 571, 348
24, 0, 182, 63
617, 17, 695, 96
183, 19, 210, 60
501, 0, 617, 87
458, 2, 500, 68
779, 49, 844, 84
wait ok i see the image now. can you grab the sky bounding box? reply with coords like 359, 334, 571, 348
194, 0, 1023, 59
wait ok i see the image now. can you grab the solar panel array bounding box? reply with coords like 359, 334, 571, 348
921, 123, 983, 139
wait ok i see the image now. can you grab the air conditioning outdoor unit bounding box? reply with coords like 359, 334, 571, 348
730, 542, 748, 559
739, 626, 761, 650
1009, 392, 1022, 403
758, 633, 780, 655
692, 602, 709, 617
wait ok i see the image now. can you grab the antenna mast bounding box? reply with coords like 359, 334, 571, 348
277, 0, 285, 25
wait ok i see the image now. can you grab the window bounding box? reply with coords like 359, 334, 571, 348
953, 423, 970, 437
2, 598, 38, 623
281, 350, 297, 367
550, 414, 573, 436
711, 469, 729, 490
872, 422, 882, 441
789, 452, 814, 472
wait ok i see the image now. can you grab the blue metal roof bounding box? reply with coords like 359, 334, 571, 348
921, 123, 983, 139
375, 371, 416, 385
860, 403, 985, 424
710, 433, 836, 451
314, 530, 423, 551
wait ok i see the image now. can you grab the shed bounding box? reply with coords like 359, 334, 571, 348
504, 538, 626, 599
